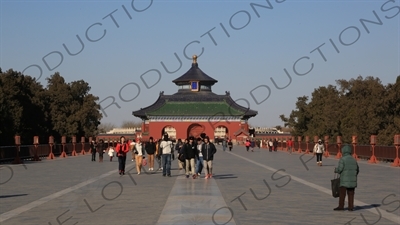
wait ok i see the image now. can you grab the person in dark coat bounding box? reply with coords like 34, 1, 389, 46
90, 140, 97, 161
201, 136, 217, 179
184, 136, 198, 178
97, 139, 105, 162
227, 139, 233, 151
250, 139, 255, 152
334, 145, 359, 211
175, 139, 184, 170
145, 137, 157, 171
273, 138, 278, 152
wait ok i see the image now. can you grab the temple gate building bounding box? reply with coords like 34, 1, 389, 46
132, 55, 257, 142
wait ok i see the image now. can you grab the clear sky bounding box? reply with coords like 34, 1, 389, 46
1, 0, 399, 128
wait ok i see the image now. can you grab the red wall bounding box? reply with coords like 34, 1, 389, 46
145, 121, 244, 140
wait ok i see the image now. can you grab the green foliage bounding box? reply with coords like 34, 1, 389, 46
280, 76, 399, 145
0, 69, 48, 144
0, 69, 102, 145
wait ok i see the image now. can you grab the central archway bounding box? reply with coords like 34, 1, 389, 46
161, 126, 176, 140
187, 123, 205, 138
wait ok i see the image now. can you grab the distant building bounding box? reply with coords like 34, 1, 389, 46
132, 55, 258, 142
251, 127, 289, 135
96, 127, 141, 144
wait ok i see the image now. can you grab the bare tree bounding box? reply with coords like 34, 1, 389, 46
98, 122, 116, 134
121, 120, 142, 128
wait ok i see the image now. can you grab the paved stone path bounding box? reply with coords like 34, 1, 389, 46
0, 145, 399, 225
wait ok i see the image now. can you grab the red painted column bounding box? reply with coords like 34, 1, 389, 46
324, 135, 330, 158
80, 137, 86, 155
71, 136, 77, 156
336, 136, 342, 159
60, 136, 67, 158
368, 135, 378, 164
33, 136, 41, 161
391, 135, 400, 167
48, 136, 55, 159
297, 136, 302, 153
304, 136, 310, 154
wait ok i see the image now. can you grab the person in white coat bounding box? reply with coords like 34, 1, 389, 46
313, 139, 325, 166
133, 139, 145, 175
108, 146, 115, 162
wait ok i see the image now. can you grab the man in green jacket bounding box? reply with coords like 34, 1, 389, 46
334, 145, 359, 211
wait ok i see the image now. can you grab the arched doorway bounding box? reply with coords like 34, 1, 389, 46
187, 123, 205, 138
161, 126, 176, 140
213, 126, 228, 144
214, 126, 228, 139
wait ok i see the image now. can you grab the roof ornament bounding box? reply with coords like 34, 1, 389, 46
192, 55, 198, 64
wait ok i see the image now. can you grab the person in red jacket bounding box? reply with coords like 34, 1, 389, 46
115, 136, 130, 175
287, 138, 294, 154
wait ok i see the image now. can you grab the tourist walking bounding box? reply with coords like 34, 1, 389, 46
133, 139, 145, 175
145, 137, 156, 171
250, 139, 255, 152
90, 139, 97, 161
156, 139, 162, 171
228, 139, 233, 151
273, 138, 278, 152
130, 140, 136, 162
184, 136, 198, 178
159, 136, 173, 177
334, 145, 359, 211
175, 139, 184, 170
245, 139, 250, 152
115, 136, 130, 175
287, 138, 294, 153
201, 136, 217, 179
313, 139, 325, 166
108, 146, 115, 161
97, 139, 105, 162
268, 139, 273, 152
222, 138, 227, 151
194, 137, 204, 178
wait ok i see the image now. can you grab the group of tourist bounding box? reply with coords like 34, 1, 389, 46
90, 139, 107, 162
92, 135, 359, 212
105, 135, 217, 178
175, 136, 217, 179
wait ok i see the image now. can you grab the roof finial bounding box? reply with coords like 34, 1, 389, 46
192, 55, 198, 64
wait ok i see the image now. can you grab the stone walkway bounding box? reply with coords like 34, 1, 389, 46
0, 145, 399, 225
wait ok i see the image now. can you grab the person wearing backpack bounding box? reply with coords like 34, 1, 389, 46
175, 139, 184, 170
